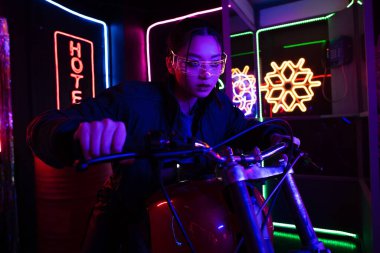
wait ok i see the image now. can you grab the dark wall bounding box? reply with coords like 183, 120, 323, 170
374, 0, 379, 44
3, 2, 37, 253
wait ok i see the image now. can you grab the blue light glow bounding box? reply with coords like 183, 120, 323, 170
341, 117, 352, 124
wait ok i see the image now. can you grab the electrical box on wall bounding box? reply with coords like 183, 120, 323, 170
327, 35, 353, 68
328, 6, 363, 115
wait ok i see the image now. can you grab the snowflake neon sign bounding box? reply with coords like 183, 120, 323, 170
262, 58, 321, 113
232, 65, 257, 116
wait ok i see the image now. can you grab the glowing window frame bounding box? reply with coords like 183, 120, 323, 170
45, 0, 110, 88
230, 31, 255, 59
230, 31, 257, 117
54, 31, 95, 109
258, 0, 360, 247
146, 7, 222, 81
255, 13, 335, 120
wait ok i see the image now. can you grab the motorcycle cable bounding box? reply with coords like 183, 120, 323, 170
255, 152, 306, 253
212, 117, 296, 221
212, 118, 294, 154
233, 181, 283, 253
260, 183, 282, 233
212, 118, 295, 253
152, 158, 197, 253
256, 151, 304, 217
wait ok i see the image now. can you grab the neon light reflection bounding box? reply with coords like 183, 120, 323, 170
232, 65, 257, 116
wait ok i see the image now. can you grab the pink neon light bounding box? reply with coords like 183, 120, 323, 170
146, 7, 222, 81
232, 65, 257, 116
54, 31, 95, 109
71, 57, 84, 73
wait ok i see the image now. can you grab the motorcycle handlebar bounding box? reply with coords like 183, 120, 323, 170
75, 142, 289, 171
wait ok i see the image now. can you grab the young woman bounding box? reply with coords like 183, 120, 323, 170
27, 18, 289, 252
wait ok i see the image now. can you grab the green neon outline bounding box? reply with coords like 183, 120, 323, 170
255, 13, 335, 121
262, 184, 268, 199
229, 31, 257, 117
273, 222, 359, 239
283, 39, 327, 48
261, 185, 358, 240
346, 0, 364, 8
230, 31, 258, 117
217, 78, 225, 90
274, 231, 358, 250
230, 31, 254, 38
231, 51, 255, 57
347, 0, 355, 8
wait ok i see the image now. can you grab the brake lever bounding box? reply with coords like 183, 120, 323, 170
230, 142, 288, 164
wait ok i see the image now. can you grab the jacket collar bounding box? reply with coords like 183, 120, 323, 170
161, 80, 207, 133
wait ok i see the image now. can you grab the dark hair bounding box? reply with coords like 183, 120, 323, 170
167, 18, 223, 55
166, 18, 223, 107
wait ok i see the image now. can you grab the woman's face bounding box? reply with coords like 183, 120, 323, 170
167, 35, 223, 101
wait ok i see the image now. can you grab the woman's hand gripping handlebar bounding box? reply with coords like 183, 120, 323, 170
75, 138, 289, 173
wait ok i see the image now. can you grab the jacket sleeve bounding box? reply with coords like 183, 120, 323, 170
26, 86, 124, 168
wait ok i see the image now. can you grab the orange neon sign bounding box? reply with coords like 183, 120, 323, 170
261, 58, 321, 113
232, 66, 257, 116
54, 31, 95, 109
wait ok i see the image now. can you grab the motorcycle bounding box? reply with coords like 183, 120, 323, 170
77, 119, 331, 253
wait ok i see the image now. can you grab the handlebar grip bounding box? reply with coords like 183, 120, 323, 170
74, 152, 140, 171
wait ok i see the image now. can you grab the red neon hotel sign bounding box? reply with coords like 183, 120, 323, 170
54, 31, 95, 109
